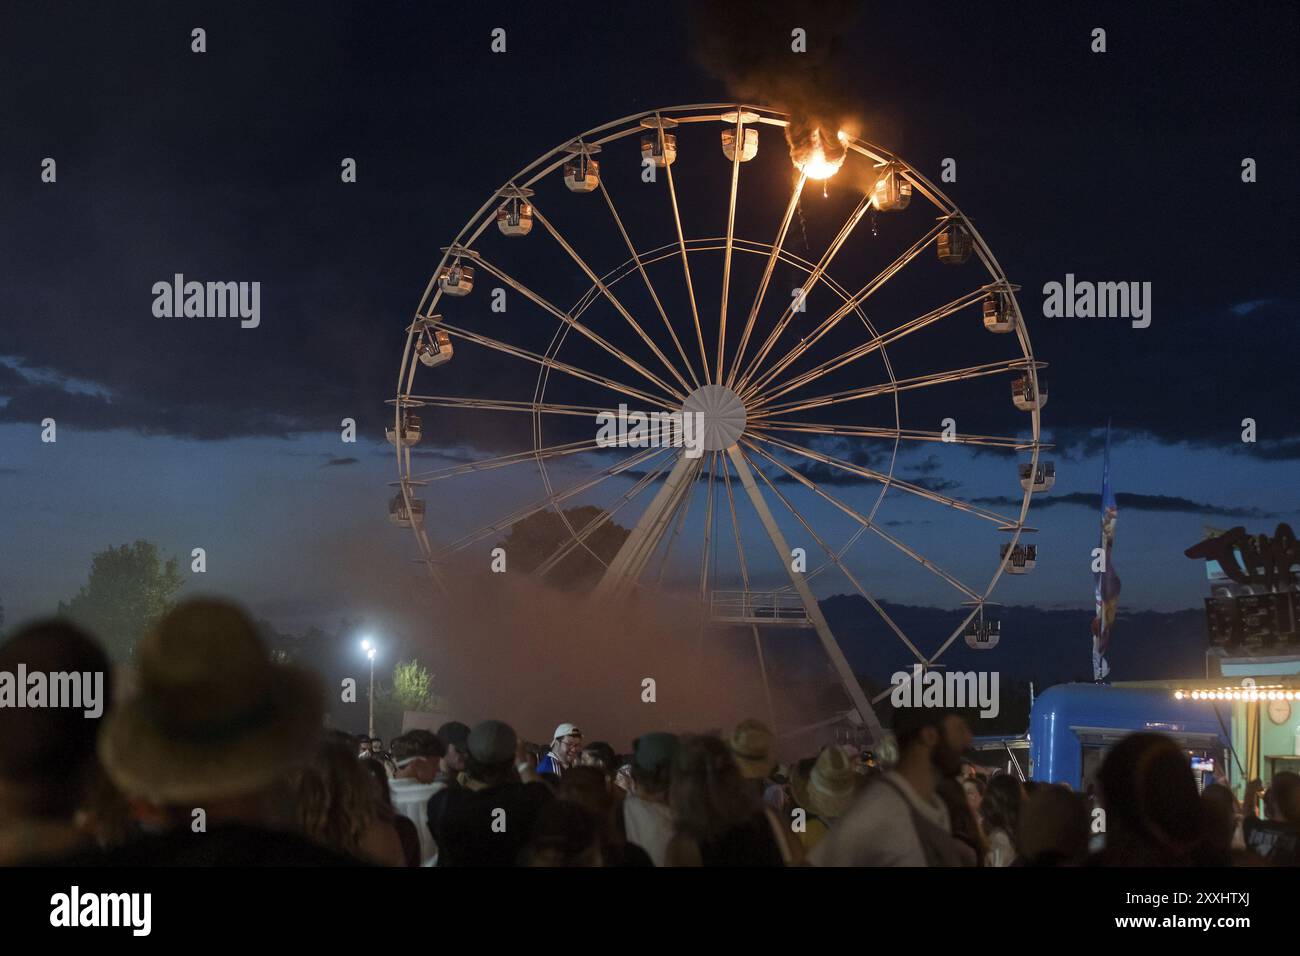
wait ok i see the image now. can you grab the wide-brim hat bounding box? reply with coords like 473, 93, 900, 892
99, 599, 324, 804
729, 718, 776, 779
791, 745, 860, 820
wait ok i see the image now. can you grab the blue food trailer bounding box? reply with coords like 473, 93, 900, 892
970, 683, 1232, 793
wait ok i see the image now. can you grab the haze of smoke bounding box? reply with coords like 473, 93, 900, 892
413, 566, 841, 758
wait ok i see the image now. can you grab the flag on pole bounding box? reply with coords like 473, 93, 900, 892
1091, 424, 1121, 680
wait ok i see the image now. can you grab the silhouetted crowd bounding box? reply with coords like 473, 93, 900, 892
1, 598, 1297, 866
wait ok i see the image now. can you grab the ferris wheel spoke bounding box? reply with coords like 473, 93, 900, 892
742, 438, 981, 602
657, 113, 712, 384
653, 467, 695, 587
727, 173, 808, 389
409, 438, 604, 482
399, 395, 612, 418
436, 320, 675, 411
532, 448, 676, 579
742, 220, 950, 400
869, 608, 984, 704
716, 115, 744, 385
747, 418, 1033, 450
755, 357, 1036, 418
698, 451, 719, 605
719, 455, 778, 731
733, 193, 873, 395
528, 202, 693, 396
927, 608, 988, 672
751, 432, 1020, 528
432, 445, 662, 559
598, 182, 702, 391
746, 448, 927, 664
469, 257, 684, 402
751, 286, 992, 406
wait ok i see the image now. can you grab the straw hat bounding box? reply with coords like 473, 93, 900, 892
729, 718, 776, 779
99, 599, 324, 804
791, 745, 860, 820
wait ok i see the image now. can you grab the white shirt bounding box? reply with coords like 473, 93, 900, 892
388, 777, 446, 866
622, 793, 675, 867
986, 828, 1017, 867
810, 772, 951, 867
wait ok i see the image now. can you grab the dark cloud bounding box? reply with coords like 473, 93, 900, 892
972, 491, 1277, 519
908, 455, 942, 476
0, 1, 1295, 467
1231, 437, 1300, 462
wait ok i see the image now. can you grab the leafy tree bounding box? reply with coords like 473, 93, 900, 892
498, 505, 630, 590
59, 541, 184, 661
371, 658, 448, 741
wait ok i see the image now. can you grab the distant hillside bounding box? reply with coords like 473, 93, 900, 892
760, 595, 1211, 688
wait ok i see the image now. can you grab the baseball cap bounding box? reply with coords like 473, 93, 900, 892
553, 722, 582, 742
468, 719, 517, 766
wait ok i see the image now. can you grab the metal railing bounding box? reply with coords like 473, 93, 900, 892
710, 589, 812, 626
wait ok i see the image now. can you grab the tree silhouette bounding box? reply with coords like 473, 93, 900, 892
498, 505, 631, 590
59, 541, 184, 661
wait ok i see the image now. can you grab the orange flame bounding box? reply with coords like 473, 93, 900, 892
792, 127, 847, 180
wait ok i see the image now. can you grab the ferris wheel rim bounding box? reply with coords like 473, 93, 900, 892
393, 102, 1047, 704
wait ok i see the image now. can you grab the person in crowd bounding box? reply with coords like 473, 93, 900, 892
622, 732, 679, 866
962, 773, 986, 819
357, 736, 373, 759
764, 762, 794, 816
1268, 771, 1300, 825
728, 718, 776, 799
811, 708, 971, 867
790, 745, 861, 853
665, 734, 791, 866
981, 773, 1026, 866
426, 719, 553, 866
612, 759, 635, 794
558, 766, 651, 866
91, 599, 355, 865
936, 775, 984, 865
579, 740, 618, 781
1241, 771, 1300, 865
520, 800, 603, 866
367, 738, 397, 777
1199, 783, 1271, 866
1016, 783, 1090, 866
1087, 732, 1209, 866
388, 729, 447, 865
296, 730, 406, 865
0, 620, 113, 864
536, 723, 583, 777
360, 756, 420, 866
436, 721, 472, 786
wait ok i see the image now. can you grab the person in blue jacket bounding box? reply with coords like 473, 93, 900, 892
536, 723, 583, 777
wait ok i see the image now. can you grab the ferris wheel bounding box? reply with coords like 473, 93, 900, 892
389, 104, 1051, 740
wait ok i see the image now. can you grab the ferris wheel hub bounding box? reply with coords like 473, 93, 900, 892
681, 384, 748, 452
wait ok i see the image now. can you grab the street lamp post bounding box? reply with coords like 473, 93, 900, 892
361, 638, 377, 739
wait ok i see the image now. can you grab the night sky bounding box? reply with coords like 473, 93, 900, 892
2, 1, 1297, 677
